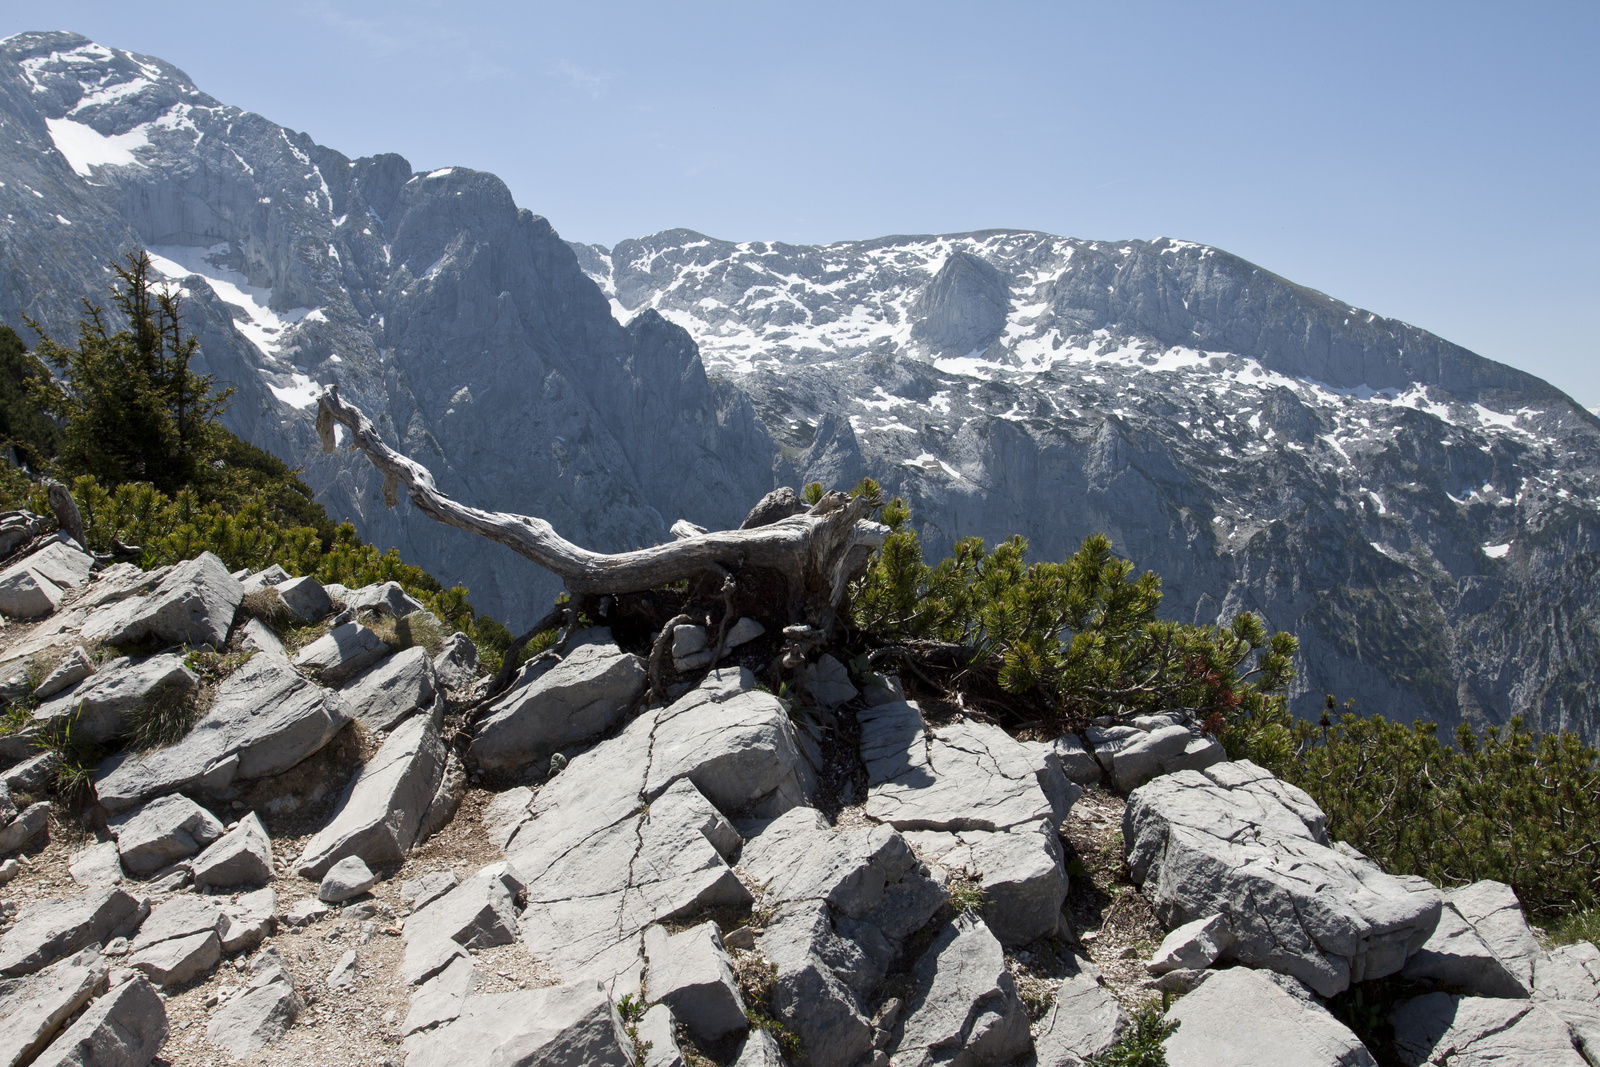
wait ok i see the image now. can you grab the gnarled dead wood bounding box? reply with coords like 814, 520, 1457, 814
315, 386, 888, 631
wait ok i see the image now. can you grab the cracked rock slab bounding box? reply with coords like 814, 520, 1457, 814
1125, 760, 1442, 996
94, 651, 350, 814
32, 653, 198, 747
190, 812, 273, 889
81, 550, 241, 649
0, 946, 108, 1067
292, 622, 391, 686
108, 794, 224, 877
339, 644, 436, 732
893, 912, 1030, 1067
759, 900, 877, 1067
0, 887, 147, 979
30, 974, 167, 1067
1164, 967, 1377, 1067
471, 640, 646, 771
296, 703, 446, 878
403, 979, 634, 1067
127, 895, 223, 987
740, 805, 916, 918
1033, 951, 1128, 1067
644, 921, 747, 1040
1391, 992, 1588, 1067
206, 964, 301, 1056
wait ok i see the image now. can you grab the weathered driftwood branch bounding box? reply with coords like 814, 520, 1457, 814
315, 386, 888, 630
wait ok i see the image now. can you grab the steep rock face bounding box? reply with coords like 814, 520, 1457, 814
0, 32, 778, 625
576, 231, 1600, 740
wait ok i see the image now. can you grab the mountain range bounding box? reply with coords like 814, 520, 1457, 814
2, 31, 1597, 740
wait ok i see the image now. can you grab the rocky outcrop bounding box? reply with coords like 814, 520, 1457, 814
81, 551, 241, 649
1163, 967, 1377, 1067
469, 639, 646, 771
1124, 760, 1441, 996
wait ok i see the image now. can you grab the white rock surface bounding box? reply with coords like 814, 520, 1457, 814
470, 640, 646, 771
0, 887, 147, 978
81, 550, 241, 648
1164, 967, 1377, 1067
1148, 914, 1234, 975
0, 946, 107, 1067
339, 644, 436, 732
402, 979, 634, 1067
126, 895, 223, 987
292, 621, 390, 686
644, 922, 747, 1040
893, 913, 1030, 1067
32, 646, 94, 699
1033, 951, 1128, 1067
1391, 992, 1589, 1067
318, 855, 377, 902
205, 963, 301, 1055
108, 793, 224, 876
273, 575, 333, 622
30, 974, 167, 1067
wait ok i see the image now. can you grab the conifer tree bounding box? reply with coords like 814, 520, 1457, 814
25, 251, 232, 494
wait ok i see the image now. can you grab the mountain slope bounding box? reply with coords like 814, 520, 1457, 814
1, 32, 1597, 739
573, 230, 1600, 739
0, 31, 779, 625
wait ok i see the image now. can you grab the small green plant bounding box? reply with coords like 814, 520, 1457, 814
126, 679, 201, 750
184, 648, 253, 685
1090, 999, 1178, 1067
615, 992, 652, 1058
0, 694, 35, 737
39, 705, 103, 804
747, 1011, 803, 1061
948, 876, 987, 914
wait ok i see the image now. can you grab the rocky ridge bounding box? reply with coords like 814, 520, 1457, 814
0, 532, 1594, 1067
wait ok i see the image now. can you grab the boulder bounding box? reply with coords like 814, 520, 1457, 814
405, 862, 523, 950
405, 954, 478, 1035
3, 751, 58, 795
0, 947, 107, 1067
892, 913, 1030, 1067
319, 856, 377, 902
81, 550, 241, 648
1164, 967, 1377, 1067
671, 624, 710, 672
240, 564, 291, 592
0, 888, 146, 978
217, 887, 276, 953
339, 645, 436, 732
0, 801, 48, 855
296, 702, 447, 878
1148, 914, 1234, 975
326, 948, 358, 988
965, 820, 1068, 945
859, 705, 1054, 832
205, 963, 301, 1055
236, 617, 284, 656
732, 1029, 786, 1067
29, 975, 167, 1067
190, 812, 274, 889
725, 616, 765, 649
1445, 879, 1544, 994
470, 641, 646, 770
644, 922, 747, 1040
1124, 760, 1442, 996
31, 653, 198, 746
740, 806, 918, 918
1020, 740, 1082, 827
126, 894, 223, 986
1033, 951, 1128, 1067
292, 622, 390, 686
93, 651, 350, 813
432, 632, 478, 689
67, 840, 123, 887
1100, 724, 1196, 793
0, 541, 94, 619
345, 580, 424, 618
1535, 940, 1600, 1004
1402, 899, 1530, 999
758, 900, 876, 1067
639, 1003, 687, 1067
799, 653, 857, 709
33, 647, 94, 700
107, 793, 224, 877
273, 575, 333, 622
644, 667, 807, 814
416, 748, 466, 844
1391, 992, 1588, 1067
402, 980, 633, 1067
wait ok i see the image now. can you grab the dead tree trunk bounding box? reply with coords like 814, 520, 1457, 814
314, 386, 888, 637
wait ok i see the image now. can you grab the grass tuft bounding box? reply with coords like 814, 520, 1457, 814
126, 679, 202, 750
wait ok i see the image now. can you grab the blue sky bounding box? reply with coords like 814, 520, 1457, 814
7, 2, 1597, 407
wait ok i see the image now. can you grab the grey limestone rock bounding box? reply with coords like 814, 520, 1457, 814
401, 870, 460, 916
0, 887, 146, 978
217, 887, 276, 953
206, 963, 301, 1055
758, 900, 877, 1067
739, 806, 917, 918
1446, 879, 1545, 995
318, 856, 377, 902
240, 565, 291, 593
93, 651, 350, 813
126, 894, 224, 986
1391, 992, 1588, 1067
346, 580, 425, 618
910, 250, 1011, 356
638, 1003, 687, 1067
893, 912, 1030, 1067
0, 541, 93, 619
1124, 760, 1442, 996
108, 794, 224, 877
190, 812, 274, 889
29, 974, 167, 1067
725, 617, 765, 649
732, 1028, 787, 1067
1535, 940, 1600, 1004
67, 841, 123, 887
404, 953, 477, 1035
33, 647, 94, 700
1164, 967, 1377, 1067
273, 575, 333, 622
292, 621, 390, 686
0, 946, 107, 1067
32, 653, 198, 747
471, 640, 646, 770
3, 751, 58, 795
0, 801, 48, 855
1033, 952, 1128, 1067
402, 980, 633, 1067
405, 862, 522, 950
1148, 914, 1232, 975
643, 922, 747, 1040
965, 819, 1068, 946
416, 748, 466, 845
431, 632, 478, 690
236, 617, 284, 656
1401, 899, 1530, 999
81, 550, 241, 648
296, 701, 446, 878
401, 935, 467, 987
800, 653, 858, 709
